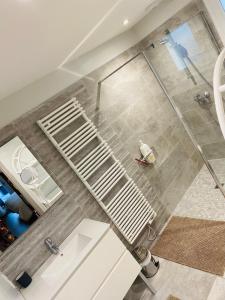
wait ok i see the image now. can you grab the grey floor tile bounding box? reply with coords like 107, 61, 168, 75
173, 165, 225, 221
207, 277, 225, 300
125, 258, 216, 300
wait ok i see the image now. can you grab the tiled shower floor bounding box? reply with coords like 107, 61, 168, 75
125, 161, 225, 300
174, 160, 225, 221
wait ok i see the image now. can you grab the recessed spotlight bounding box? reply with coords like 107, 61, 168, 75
123, 19, 129, 26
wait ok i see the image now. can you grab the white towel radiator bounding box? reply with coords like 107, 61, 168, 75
37, 98, 156, 244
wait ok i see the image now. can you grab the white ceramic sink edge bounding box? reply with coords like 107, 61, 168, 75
21, 219, 110, 300
41, 233, 92, 281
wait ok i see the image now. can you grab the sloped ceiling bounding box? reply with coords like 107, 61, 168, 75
0, 0, 159, 99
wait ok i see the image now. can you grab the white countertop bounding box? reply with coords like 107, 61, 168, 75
21, 219, 110, 300
0, 273, 24, 300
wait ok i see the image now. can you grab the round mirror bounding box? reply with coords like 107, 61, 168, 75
20, 167, 38, 185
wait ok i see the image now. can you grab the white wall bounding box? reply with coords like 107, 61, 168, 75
203, 0, 225, 46
0, 69, 80, 129
133, 0, 192, 41
64, 29, 137, 77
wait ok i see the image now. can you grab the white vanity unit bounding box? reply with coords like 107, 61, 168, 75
21, 219, 141, 300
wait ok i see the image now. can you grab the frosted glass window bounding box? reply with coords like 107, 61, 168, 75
165, 23, 198, 71
220, 0, 225, 11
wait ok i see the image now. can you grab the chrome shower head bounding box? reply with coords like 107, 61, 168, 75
159, 38, 169, 45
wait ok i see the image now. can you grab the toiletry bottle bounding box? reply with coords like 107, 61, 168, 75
139, 140, 156, 164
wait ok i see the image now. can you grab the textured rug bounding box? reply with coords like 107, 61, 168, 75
151, 216, 225, 276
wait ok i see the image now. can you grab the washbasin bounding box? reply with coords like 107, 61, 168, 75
21, 219, 110, 300
42, 233, 91, 281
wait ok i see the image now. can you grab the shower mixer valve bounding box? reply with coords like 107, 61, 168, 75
194, 91, 211, 105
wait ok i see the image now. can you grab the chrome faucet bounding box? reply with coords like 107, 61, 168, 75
44, 237, 60, 255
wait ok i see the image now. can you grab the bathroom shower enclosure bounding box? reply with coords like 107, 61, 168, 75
97, 7, 225, 200
143, 11, 225, 195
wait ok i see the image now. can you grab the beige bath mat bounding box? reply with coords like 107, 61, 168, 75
151, 216, 225, 276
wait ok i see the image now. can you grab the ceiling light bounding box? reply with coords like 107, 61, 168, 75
123, 19, 129, 26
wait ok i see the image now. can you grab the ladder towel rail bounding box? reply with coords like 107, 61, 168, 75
38, 97, 156, 244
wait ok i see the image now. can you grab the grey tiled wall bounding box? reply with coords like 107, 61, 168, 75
0, 80, 169, 281
86, 47, 203, 215
0, 1, 207, 282
141, 1, 225, 161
